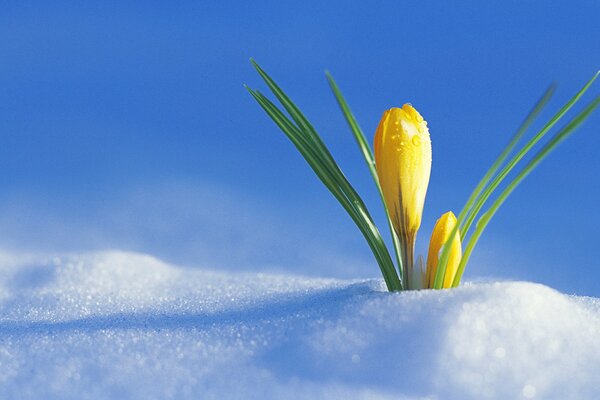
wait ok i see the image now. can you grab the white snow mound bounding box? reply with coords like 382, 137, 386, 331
0, 250, 599, 399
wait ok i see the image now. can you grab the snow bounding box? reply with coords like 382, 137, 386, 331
0, 250, 599, 399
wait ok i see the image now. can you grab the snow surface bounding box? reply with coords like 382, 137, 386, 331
0, 250, 599, 399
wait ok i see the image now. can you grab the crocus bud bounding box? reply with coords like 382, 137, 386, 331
425, 211, 462, 288
374, 105, 432, 237
374, 104, 432, 283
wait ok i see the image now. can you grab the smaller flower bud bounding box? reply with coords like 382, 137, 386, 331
426, 211, 462, 289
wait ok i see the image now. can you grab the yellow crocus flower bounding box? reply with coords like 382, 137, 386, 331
426, 211, 462, 288
374, 104, 432, 286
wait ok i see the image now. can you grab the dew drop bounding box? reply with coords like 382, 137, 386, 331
412, 135, 421, 146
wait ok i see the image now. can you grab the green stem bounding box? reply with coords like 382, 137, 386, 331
400, 232, 415, 290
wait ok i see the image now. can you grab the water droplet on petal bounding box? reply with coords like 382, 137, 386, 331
412, 135, 421, 146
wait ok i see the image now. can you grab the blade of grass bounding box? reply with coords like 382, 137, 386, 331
251, 60, 377, 225
452, 95, 600, 287
434, 71, 598, 289
251, 59, 333, 157
250, 60, 344, 179
249, 60, 404, 289
246, 85, 402, 291
325, 71, 406, 286
432, 83, 556, 289
248, 87, 399, 288
457, 84, 556, 237
325, 72, 377, 176
460, 72, 598, 242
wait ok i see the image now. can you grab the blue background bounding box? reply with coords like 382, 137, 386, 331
0, 1, 599, 295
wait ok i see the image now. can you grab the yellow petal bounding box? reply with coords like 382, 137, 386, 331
374, 104, 432, 238
426, 211, 462, 289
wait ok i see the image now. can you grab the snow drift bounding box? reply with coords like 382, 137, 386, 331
0, 250, 598, 399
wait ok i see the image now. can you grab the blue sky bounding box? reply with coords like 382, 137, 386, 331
0, 1, 599, 295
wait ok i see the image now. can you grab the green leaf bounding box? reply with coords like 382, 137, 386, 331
433, 83, 555, 289
457, 84, 556, 237
251, 59, 376, 224
452, 95, 600, 287
326, 72, 406, 286
325, 72, 377, 176
460, 72, 598, 242
246, 63, 402, 291
434, 72, 598, 289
